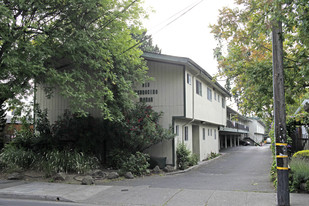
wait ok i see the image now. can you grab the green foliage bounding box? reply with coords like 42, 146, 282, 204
290, 157, 309, 192
132, 31, 161, 54
210, 0, 309, 121
107, 149, 150, 176
293, 150, 309, 160
108, 103, 175, 154
0, 145, 99, 175
0, 0, 149, 121
189, 153, 199, 166
120, 152, 150, 176
0, 99, 6, 145
176, 143, 191, 170
268, 125, 278, 187
41, 150, 99, 175
108, 149, 131, 170
207, 152, 220, 160
0, 144, 36, 170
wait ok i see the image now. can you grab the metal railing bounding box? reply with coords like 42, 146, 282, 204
226, 120, 249, 131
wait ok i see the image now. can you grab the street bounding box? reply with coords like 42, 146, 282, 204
102, 145, 274, 192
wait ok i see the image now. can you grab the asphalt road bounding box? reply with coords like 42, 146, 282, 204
0, 198, 96, 206
103, 145, 275, 192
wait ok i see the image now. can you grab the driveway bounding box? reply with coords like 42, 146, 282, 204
102, 145, 275, 193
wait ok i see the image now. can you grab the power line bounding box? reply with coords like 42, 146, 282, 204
148, 0, 204, 34
122, 0, 205, 54
149, 0, 205, 35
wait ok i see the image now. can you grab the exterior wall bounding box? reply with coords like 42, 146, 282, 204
247, 119, 265, 143
199, 125, 219, 160
137, 61, 184, 128
36, 85, 108, 123
36, 86, 70, 124
185, 70, 193, 118
142, 60, 228, 164
173, 121, 219, 162
185, 72, 226, 126
141, 60, 184, 165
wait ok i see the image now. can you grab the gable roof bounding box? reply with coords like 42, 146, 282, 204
142, 52, 231, 98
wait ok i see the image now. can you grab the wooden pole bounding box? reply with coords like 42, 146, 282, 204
272, 14, 290, 206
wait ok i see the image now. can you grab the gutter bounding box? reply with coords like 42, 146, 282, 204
181, 70, 201, 144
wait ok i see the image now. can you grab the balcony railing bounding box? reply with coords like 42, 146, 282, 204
226, 120, 249, 131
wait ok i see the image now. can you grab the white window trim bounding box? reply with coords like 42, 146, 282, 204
187, 73, 192, 85
185, 126, 189, 141
175, 125, 179, 136
207, 87, 212, 101
196, 80, 202, 96
203, 128, 206, 140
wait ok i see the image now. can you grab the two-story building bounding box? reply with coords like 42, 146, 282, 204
139, 53, 231, 165
35, 52, 231, 166
219, 106, 250, 149
246, 117, 266, 144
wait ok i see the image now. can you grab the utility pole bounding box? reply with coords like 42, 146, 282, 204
272, 6, 290, 206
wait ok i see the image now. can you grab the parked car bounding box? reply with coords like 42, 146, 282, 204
240, 140, 251, 146
266, 138, 271, 144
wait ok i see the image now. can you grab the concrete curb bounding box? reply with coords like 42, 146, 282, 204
166, 152, 226, 175
0, 193, 73, 202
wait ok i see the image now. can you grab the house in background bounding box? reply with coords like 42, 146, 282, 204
35, 52, 231, 166
1, 111, 33, 147
291, 99, 309, 151
139, 52, 231, 165
219, 106, 250, 149
246, 117, 266, 144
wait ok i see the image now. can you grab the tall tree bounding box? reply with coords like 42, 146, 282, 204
132, 31, 161, 54
210, 0, 309, 122
0, 0, 149, 121
0, 99, 7, 148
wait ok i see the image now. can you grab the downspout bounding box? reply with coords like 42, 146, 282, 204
182, 70, 201, 144
33, 81, 37, 131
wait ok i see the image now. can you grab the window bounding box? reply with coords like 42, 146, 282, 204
196, 80, 202, 96
222, 97, 226, 108
218, 94, 220, 102
214, 129, 217, 139
175, 125, 179, 136
202, 128, 205, 140
187, 73, 191, 85
185, 126, 188, 141
207, 87, 212, 101
208, 128, 212, 136
214, 92, 217, 101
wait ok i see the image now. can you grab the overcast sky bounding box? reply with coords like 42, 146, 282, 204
142, 0, 235, 79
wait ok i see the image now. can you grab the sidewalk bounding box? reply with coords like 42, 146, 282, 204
0, 181, 308, 206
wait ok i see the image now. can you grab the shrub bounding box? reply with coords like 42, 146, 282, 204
290, 157, 309, 192
0, 144, 37, 170
41, 150, 100, 175
0, 145, 99, 175
176, 143, 191, 170
293, 150, 309, 160
189, 153, 199, 166
109, 103, 175, 154
107, 149, 131, 170
208, 152, 220, 160
120, 152, 150, 176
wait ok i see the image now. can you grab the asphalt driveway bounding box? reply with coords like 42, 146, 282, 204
102, 145, 275, 193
